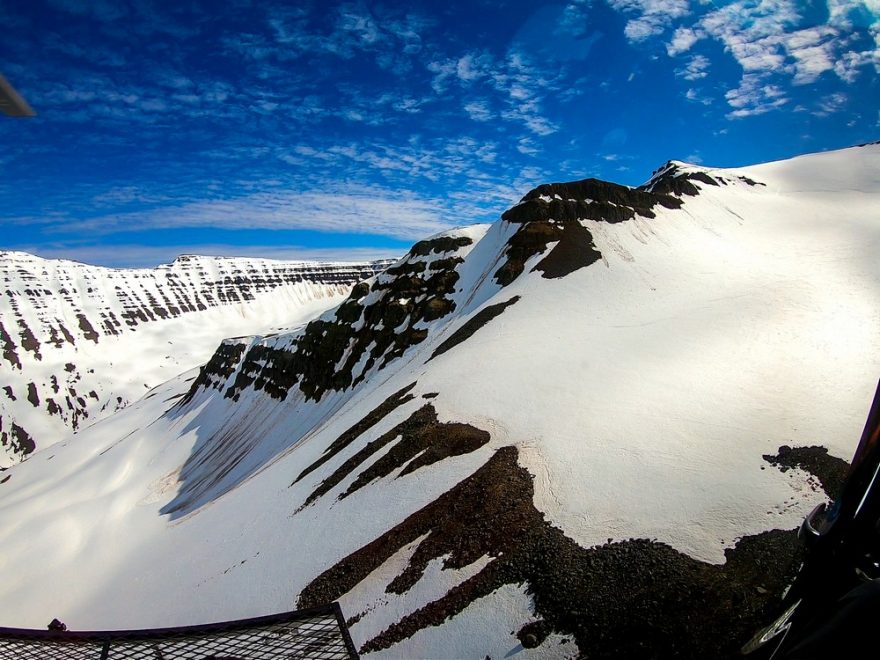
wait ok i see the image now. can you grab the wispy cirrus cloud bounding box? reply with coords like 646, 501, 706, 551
43, 187, 452, 240
813, 91, 849, 116
724, 73, 789, 118
427, 48, 561, 137
605, 0, 879, 118
685, 87, 713, 106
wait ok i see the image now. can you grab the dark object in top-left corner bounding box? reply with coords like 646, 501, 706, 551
0, 74, 36, 117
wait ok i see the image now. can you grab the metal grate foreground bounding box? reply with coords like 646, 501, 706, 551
0, 603, 358, 659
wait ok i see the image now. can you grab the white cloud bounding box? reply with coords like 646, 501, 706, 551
463, 99, 492, 122
429, 48, 560, 136
426, 59, 458, 92
338, 7, 383, 46
392, 97, 424, 113
775, 26, 838, 83
427, 51, 493, 90
694, 1, 878, 83
685, 88, 712, 105
814, 91, 848, 116
455, 52, 492, 81
636, 0, 880, 118
607, 0, 691, 42
291, 145, 335, 161
517, 137, 540, 156
676, 53, 710, 80
790, 44, 836, 83
667, 26, 702, 55
827, 0, 880, 29
559, 0, 595, 37
834, 47, 876, 81
724, 73, 789, 118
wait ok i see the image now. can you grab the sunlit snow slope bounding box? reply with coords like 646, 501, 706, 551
0, 253, 390, 464
1, 143, 878, 659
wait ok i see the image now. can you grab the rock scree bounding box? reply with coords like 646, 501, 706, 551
298, 441, 837, 658
763, 445, 850, 500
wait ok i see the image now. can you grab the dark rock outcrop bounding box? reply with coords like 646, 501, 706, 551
764, 445, 850, 500
299, 403, 489, 508
300, 445, 813, 658
206, 241, 471, 404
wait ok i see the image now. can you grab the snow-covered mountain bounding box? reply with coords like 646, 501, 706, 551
0, 252, 391, 465
1, 144, 878, 658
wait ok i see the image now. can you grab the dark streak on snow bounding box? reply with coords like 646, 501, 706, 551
26, 382, 39, 408
503, 178, 683, 225
645, 162, 765, 194
0, 417, 35, 456
299, 444, 835, 658
0, 321, 21, 369
494, 175, 690, 288
301, 403, 489, 508
410, 236, 473, 256
17, 319, 41, 360
76, 313, 99, 344
58, 323, 75, 345
293, 382, 416, 487
493, 222, 572, 286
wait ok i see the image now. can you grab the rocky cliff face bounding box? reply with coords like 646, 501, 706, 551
0, 252, 392, 464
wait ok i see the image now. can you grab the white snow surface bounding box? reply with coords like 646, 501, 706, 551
0, 144, 878, 658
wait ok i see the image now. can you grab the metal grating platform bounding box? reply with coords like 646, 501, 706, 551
0, 603, 358, 659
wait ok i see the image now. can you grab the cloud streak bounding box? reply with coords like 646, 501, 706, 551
44, 187, 454, 240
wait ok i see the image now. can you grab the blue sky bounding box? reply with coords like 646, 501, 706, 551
1, 0, 878, 267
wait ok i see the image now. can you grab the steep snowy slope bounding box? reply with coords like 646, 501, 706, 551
0, 253, 391, 464
0, 143, 877, 659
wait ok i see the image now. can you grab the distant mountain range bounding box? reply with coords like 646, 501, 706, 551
0, 144, 878, 658
0, 252, 392, 464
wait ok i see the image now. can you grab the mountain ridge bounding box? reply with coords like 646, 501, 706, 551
0, 251, 393, 464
